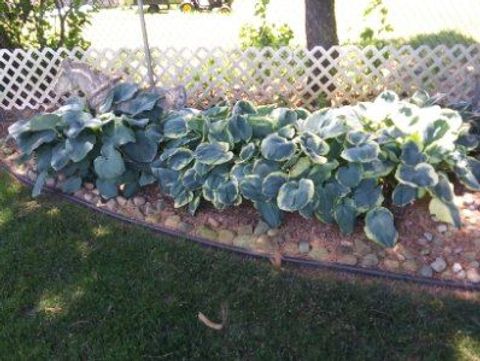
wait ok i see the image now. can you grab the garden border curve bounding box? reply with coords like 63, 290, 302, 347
2, 163, 480, 292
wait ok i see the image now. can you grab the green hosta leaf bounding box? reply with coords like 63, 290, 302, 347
103, 119, 136, 147
239, 143, 257, 162
29, 114, 62, 131
96, 178, 119, 199
17, 130, 56, 155
341, 142, 380, 163
429, 198, 461, 228
94, 145, 126, 180
400, 141, 425, 166
392, 184, 416, 207
364, 207, 398, 248
423, 119, 450, 145
299, 131, 330, 164
195, 142, 234, 165
65, 132, 96, 162
334, 198, 357, 235
239, 175, 264, 202
260, 134, 296, 162
32, 170, 48, 197
123, 131, 158, 163
228, 115, 252, 143
277, 179, 314, 212
262, 172, 288, 200
62, 176, 82, 194
163, 115, 188, 139
295, 107, 311, 120
336, 163, 363, 188
203, 105, 230, 119
255, 201, 282, 228
208, 119, 233, 144
428, 172, 454, 204
353, 179, 383, 212
395, 163, 439, 188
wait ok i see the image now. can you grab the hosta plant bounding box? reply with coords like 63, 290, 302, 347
9, 88, 480, 248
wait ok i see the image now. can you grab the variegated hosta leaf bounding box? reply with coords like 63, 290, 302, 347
341, 142, 380, 163
260, 134, 296, 162
334, 198, 357, 235
428, 172, 454, 204
213, 179, 240, 207
307, 161, 338, 185
230, 163, 252, 182
151, 167, 179, 194
277, 179, 314, 212
182, 168, 204, 190
364, 207, 398, 248
277, 125, 296, 139
395, 163, 439, 188
429, 198, 461, 228
298, 131, 330, 164
298, 109, 347, 139
239, 143, 257, 162
314, 184, 337, 224
271, 108, 297, 127
239, 175, 264, 202
262, 172, 288, 200
228, 115, 252, 143
232, 100, 256, 115
195, 142, 234, 165
353, 179, 383, 212
253, 159, 280, 177
453, 156, 480, 191
255, 201, 282, 229
288, 157, 312, 178
163, 114, 189, 139
336, 163, 363, 188
392, 184, 416, 207
166, 148, 194, 171
400, 140, 426, 166
346, 130, 370, 145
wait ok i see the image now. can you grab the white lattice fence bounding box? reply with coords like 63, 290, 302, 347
1, 45, 479, 111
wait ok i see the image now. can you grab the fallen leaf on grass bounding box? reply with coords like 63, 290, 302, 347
198, 304, 228, 331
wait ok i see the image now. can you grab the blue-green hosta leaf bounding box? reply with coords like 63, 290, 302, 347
232, 100, 256, 115
289, 157, 312, 178
230, 163, 253, 182
277, 179, 314, 212
239, 175, 264, 202
362, 158, 395, 178
429, 198, 461, 228
341, 142, 380, 163
260, 134, 296, 162
163, 114, 188, 139
353, 179, 383, 212
334, 198, 357, 235
239, 143, 257, 162
32, 170, 47, 197
400, 140, 426, 166
214, 179, 240, 207
208, 119, 233, 144
428, 172, 454, 204
123, 131, 158, 163
116, 91, 161, 116
35, 146, 52, 172
453, 156, 480, 191
65, 132, 96, 162
277, 125, 296, 139
112, 82, 138, 103
262, 172, 288, 200
166, 148, 194, 170
102, 119, 136, 147
96, 178, 119, 199
193, 161, 212, 176
327, 179, 350, 198
204, 165, 230, 189
336, 163, 363, 188
228, 115, 252, 143
299, 131, 330, 164
94, 145, 126, 180
392, 184, 417, 207
182, 168, 205, 190
314, 184, 337, 224
17, 130, 56, 155
28, 114, 62, 131
271, 108, 297, 127
255, 201, 283, 229
173, 187, 194, 208
364, 207, 398, 248
346, 130, 370, 145
455, 132, 479, 150
151, 167, 179, 194
62, 176, 82, 194
139, 171, 156, 186
51, 142, 70, 171
395, 163, 439, 188
195, 142, 234, 165
252, 159, 280, 177
63, 111, 102, 138
145, 124, 163, 143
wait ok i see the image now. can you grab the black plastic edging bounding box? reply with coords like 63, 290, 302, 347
2, 163, 480, 292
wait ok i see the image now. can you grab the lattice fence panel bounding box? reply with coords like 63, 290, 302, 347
1, 45, 479, 111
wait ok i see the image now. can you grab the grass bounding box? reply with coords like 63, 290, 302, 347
1, 170, 480, 360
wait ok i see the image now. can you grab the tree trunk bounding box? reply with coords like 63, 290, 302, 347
305, 0, 338, 50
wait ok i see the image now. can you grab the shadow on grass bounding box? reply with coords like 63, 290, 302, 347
0, 170, 479, 360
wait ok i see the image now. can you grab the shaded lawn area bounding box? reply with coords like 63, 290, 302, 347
0, 170, 479, 361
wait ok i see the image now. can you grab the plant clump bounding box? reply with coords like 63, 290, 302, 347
8, 87, 480, 248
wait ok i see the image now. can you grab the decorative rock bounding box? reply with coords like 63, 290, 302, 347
384, 259, 400, 271
437, 224, 448, 233
133, 196, 146, 207
144, 202, 156, 216
453, 246, 463, 255
361, 253, 379, 267
164, 215, 181, 229
177, 222, 193, 233
423, 232, 433, 241
254, 221, 270, 236
145, 214, 162, 224
402, 260, 419, 273
420, 248, 431, 256
452, 262, 463, 273
74, 190, 84, 198
155, 199, 166, 211
105, 199, 117, 211
298, 241, 311, 254
309, 247, 329, 261
354, 238, 371, 255
267, 229, 279, 237
27, 170, 37, 181
433, 237, 444, 247
417, 238, 429, 246
418, 265, 433, 278
469, 261, 480, 269
456, 270, 466, 279
84, 182, 95, 190
45, 178, 56, 188
430, 257, 447, 273
233, 235, 254, 248
255, 235, 275, 252
237, 225, 253, 235
84, 193, 94, 202
467, 268, 480, 283
463, 252, 477, 262
273, 235, 285, 245
474, 239, 480, 248
337, 255, 358, 266
116, 196, 127, 206
196, 226, 217, 240
217, 229, 235, 244
207, 217, 220, 228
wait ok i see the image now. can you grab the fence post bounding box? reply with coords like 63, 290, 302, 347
136, 0, 155, 88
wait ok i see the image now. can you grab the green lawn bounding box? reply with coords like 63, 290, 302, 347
1, 170, 479, 360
